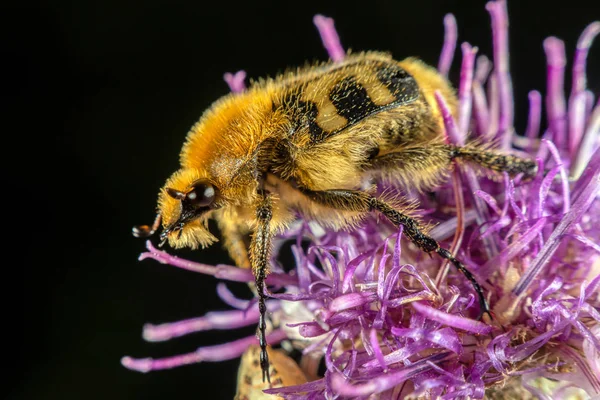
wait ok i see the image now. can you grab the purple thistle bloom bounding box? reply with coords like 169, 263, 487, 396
122, 1, 600, 398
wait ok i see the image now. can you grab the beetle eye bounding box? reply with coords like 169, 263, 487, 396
185, 181, 217, 208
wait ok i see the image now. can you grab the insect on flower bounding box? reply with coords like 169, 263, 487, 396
132, 30, 540, 384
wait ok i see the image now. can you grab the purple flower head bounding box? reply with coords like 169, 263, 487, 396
123, 2, 600, 398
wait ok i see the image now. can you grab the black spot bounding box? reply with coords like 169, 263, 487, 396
329, 76, 379, 126
280, 90, 324, 141
376, 64, 419, 103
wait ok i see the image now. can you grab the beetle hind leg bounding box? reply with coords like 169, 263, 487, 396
368, 143, 538, 192
300, 188, 492, 319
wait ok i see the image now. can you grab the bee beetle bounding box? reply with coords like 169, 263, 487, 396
134, 52, 537, 383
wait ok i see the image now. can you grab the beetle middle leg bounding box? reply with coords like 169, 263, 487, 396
300, 188, 491, 319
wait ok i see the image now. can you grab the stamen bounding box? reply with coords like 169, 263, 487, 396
513, 150, 600, 296
143, 308, 263, 342
543, 139, 571, 214
121, 329, 286, 373
525, 91, 542, 151
570, 22, 600, 98
139, 241, 296, 285
458, 43, 478, 140
543, 37, 567, 149
223, 70, 247, 93
412, 302, 492, 334
435, 90, 499, 259
313, 15, 345, 62
438, 14, 458, 77
487, 0, 514, 149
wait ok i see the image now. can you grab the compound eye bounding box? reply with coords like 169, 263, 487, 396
186, 181, 217, 208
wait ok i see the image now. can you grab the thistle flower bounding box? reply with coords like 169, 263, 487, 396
122, 2, 600, 398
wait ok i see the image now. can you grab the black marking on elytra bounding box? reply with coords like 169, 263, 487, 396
276, 59, 420, 144
330, 76, 379, 126
280, 90, 324, 140
376, 64, 419, 103
318, 66, 419, 142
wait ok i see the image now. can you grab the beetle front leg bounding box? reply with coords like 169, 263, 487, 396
250, 195, 273, 384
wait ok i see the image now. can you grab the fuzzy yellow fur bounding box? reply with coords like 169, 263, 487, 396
399, 57, 458, 130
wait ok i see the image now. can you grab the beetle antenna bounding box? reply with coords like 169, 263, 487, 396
132, 213, 161, 238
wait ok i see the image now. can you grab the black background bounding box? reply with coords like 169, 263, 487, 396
5, 0, 599, 399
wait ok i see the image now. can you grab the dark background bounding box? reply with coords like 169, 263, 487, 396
5, 0, 599, 399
